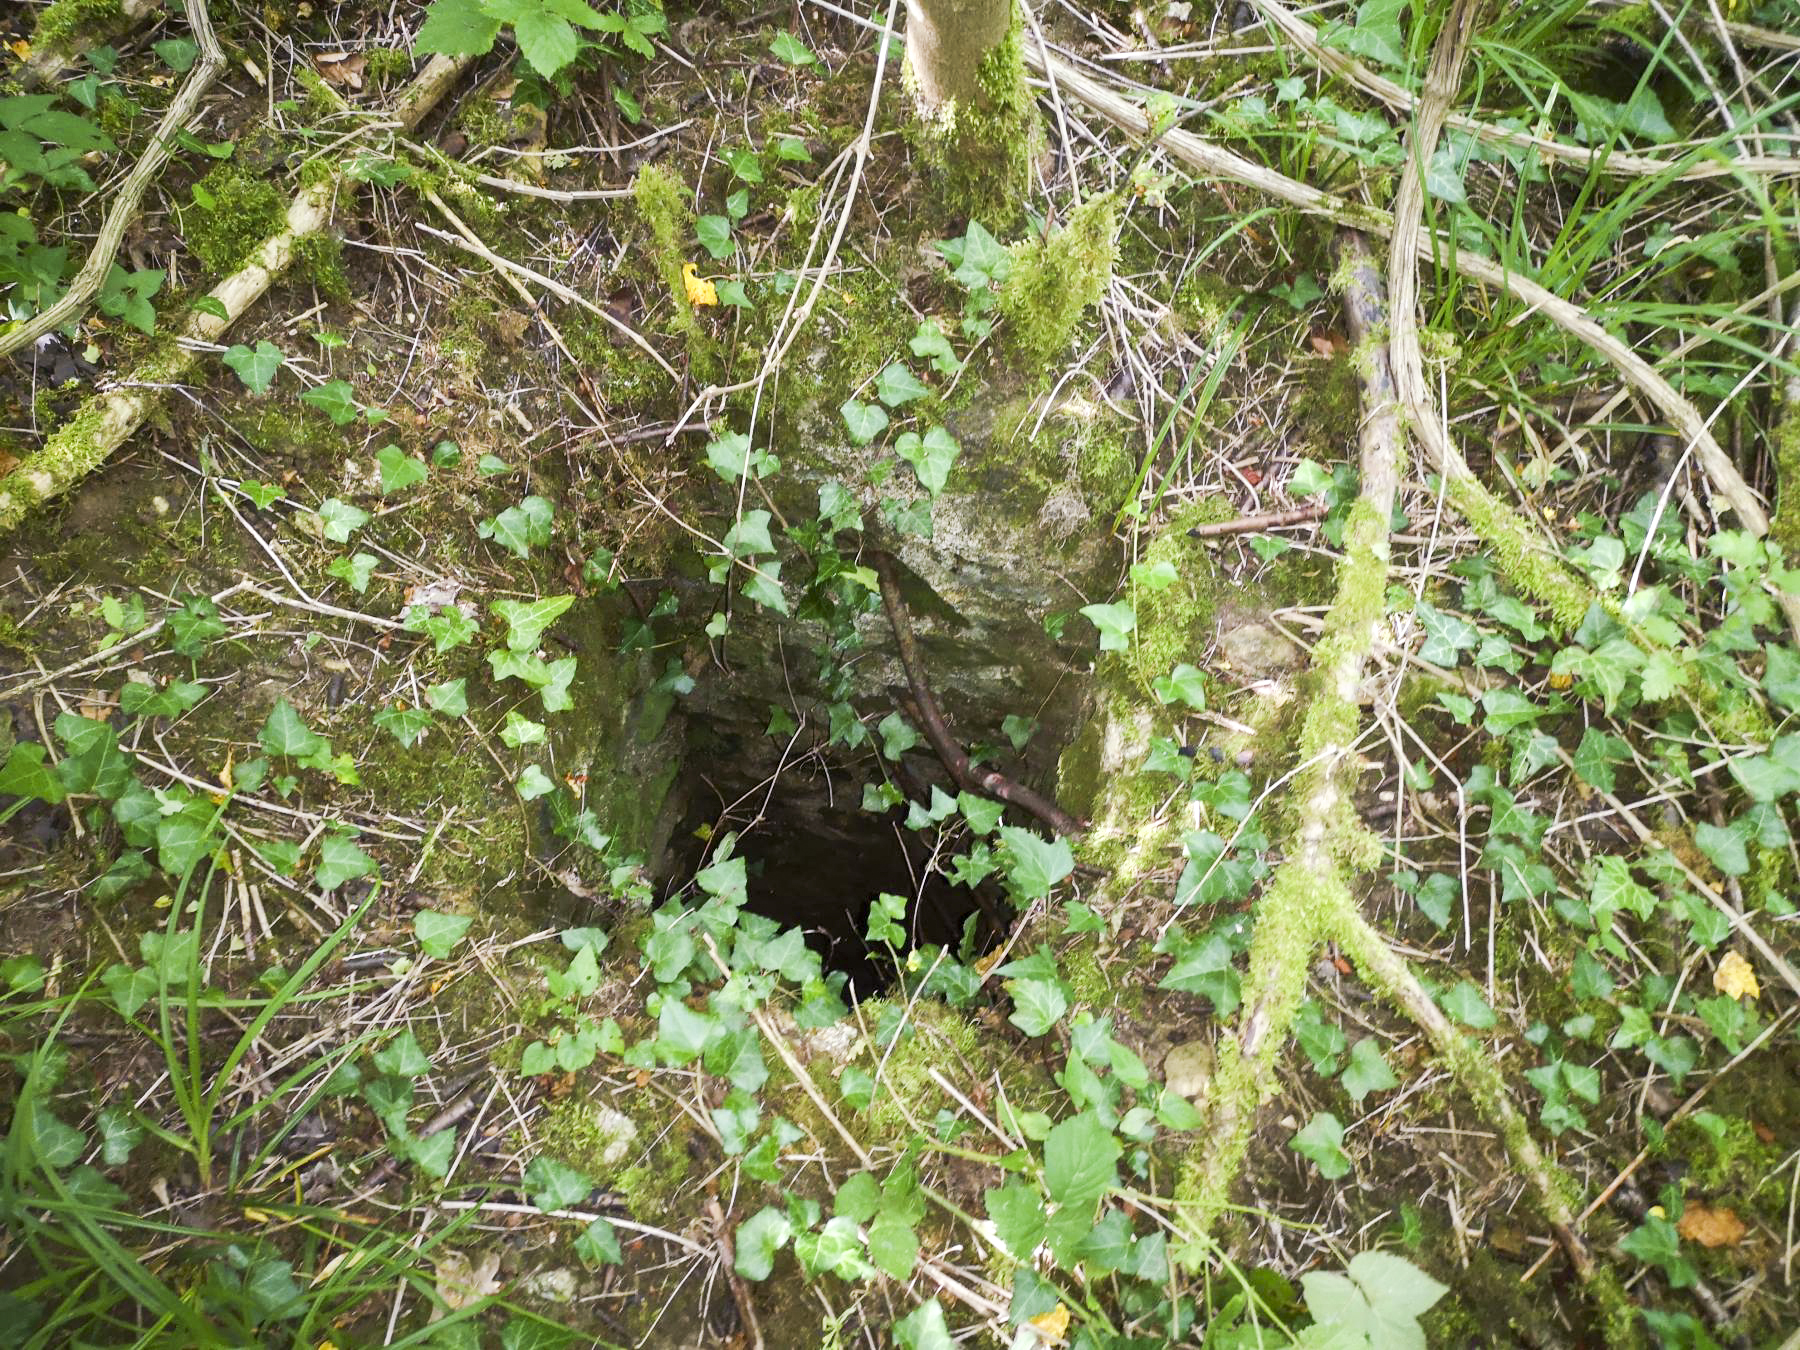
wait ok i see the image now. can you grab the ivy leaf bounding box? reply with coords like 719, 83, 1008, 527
301, 379, 359, 425
1152, 662, 1207, 709
374, 445, 428, 495
1573, 727, 1629, 794
1694, 821, 1748, 877
1291, 1111, 1351, 1179
222, 340, 283, 394
575, 1218, 623, 1266
524, 1156, 593, 1212
1341, 1038, 1398, 1103
1480, 688, 1542, 734
840, 398, 888, 445
1620, 1214, 1695, 1287
1437, 981, 1496, 1029
1006, 977, 1068, 1036
484, 495, 554, 559
314, 498, 369, 543
875, 362, 929, 407
866, 1213, 919, 1281
722, 510, 775, 558
696, 214, 734, 260
742, 561, 789, 615
326, 552, 377, 594
259, 700, 325, 757
1763, 645, 1800, 710
1414, 600, 1480, 665
1080, 602, 1136, 651
492, 595, 575, 652
1042, 1111, 1119, 1208
426, 680, 467, 716
734, 1206, 792, 1281
895, 426, 960, 496
1589, 855, 1658, 929
372, 705, 432, 748
0, 742, 66, 804
997, 826, 1074, 899
414, 910, 472, 958
985, 1180, 1047, 1258
315, 834, 376, 891
769, 29, 816, 64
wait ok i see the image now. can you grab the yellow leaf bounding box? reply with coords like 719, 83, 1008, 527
1713, 950, 1760, 1002
682, 262, 717, 308
7, 40, 30, 60
1028, 1302, 1070, 1342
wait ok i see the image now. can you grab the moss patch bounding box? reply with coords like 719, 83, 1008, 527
29, 0, 122, 52
186, 166, 288, 276
999, 193, 1119, 369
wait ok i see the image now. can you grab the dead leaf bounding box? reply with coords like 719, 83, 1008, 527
1713, 950, 1760, 1002
1677, 1204, 1746, 1249
682, 262, 717, 308
1028, 1303, 1071, 1342
313, 51, 366, 89
432, 1248, 503, 1318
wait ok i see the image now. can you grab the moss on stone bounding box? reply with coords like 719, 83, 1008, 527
29, 0, 121, 53
999, 193, 1119, 368
534, 1099, 641, 1179
1129, 499, 1229, 691
186, 166, 288, 276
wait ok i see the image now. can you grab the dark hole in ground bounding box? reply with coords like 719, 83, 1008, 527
669, 734, 1006, 998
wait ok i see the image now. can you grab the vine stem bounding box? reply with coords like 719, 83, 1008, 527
0, 0, 227, 362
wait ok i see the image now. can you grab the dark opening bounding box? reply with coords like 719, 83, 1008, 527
669, 724, 1003, 996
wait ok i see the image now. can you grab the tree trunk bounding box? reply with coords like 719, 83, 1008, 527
904, 0, 1034, 223
905, 0, 1013, 112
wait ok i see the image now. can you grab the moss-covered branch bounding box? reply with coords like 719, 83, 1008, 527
0, 55, 473, 537
1176, 230, 1401, 1246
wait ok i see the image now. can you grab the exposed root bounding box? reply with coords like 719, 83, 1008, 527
872, 546, 1086, 838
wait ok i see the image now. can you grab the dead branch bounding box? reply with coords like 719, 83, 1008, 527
0, 0, 225, 361
1021, 42, 1790, 598
1241, 0, 1800, 182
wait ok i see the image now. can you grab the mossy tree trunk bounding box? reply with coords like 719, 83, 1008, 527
904, 0, 1035, 224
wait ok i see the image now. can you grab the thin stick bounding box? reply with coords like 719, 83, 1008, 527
412, 222, 677, 382
1187, 503, 1326, 538
872, 549, 1086, 838
0, 0, 227, 361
